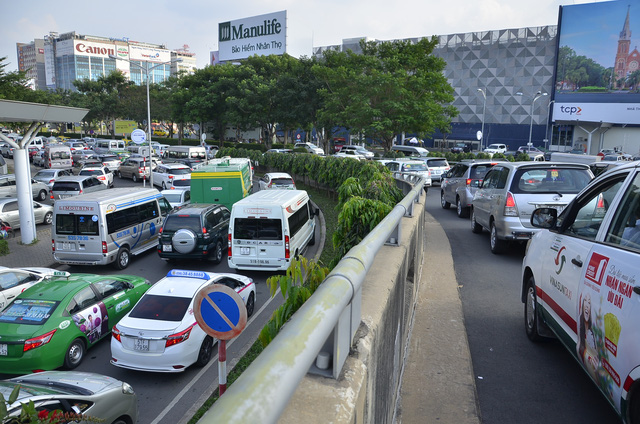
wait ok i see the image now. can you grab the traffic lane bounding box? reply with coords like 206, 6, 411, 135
426, 194, 619, 423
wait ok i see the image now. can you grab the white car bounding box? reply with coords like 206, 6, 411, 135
78, 166, 114, 188
339, 145, 375, 160
153, 163, 191, 190
161, 189, 191, 209
258, 172, 296, 190
522, 160, 640, 422
333, 151, 366, 160
294, 142, 325, 156
483, 143, 507, 154
380, 159, 432, 191
0, 267, 58, 311
110, 269, 256, 373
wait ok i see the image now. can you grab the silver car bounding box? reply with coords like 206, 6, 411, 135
0, 174, 50, 201
470, 162, 593, 254
0, 198, 53, 228
33, 168, 73, 190
441, 160, 498, 218
50, 175, 107, 200
3, 371, 137, 424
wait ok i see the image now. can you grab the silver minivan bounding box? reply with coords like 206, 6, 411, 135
50, 175, 107, 200
44, 145, 73, 169
441, 160, 497, 218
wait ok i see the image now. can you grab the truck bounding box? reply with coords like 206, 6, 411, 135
190, 157, 252, 210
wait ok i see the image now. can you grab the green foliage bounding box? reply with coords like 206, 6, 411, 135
258, 257, 329, 348
514, 152, 532, 161
0, 240, 8, 256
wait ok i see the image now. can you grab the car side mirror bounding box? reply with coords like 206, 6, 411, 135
531, 208, 557, 229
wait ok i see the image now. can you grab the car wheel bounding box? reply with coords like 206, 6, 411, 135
117, 170, 122, 179
490, 222, 507, 254
36, 189, 47, 201
195, 336, 214, 367
114, 247, 130, 269
627, 383, 640, 424
423, 187, 428, 194
246, 292, 255, 317
162, 181, 167, 190
456, 197, 469, 218
172, 229, 197, 254
43, 211, 53, 225
132, 174, 138, 182
471, 208, 483, 234
64, 338, 85, 369
110, 419, 128, 424
441, 191, 450, 209
524, 276, 544, 342
211, 240, 223, 264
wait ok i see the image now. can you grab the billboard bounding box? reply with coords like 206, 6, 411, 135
554, 1, 640, 125
218, 10, 286, 62
129, 45, 171, 63
73, 40, 117, 58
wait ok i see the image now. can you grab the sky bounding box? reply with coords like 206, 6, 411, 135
1, 0, 606, 72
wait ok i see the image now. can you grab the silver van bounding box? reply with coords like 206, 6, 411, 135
44, 145, 73, 169
50, 175, 107, 200
390, 145, 430, 157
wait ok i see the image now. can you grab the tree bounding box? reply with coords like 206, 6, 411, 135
627, 70, 640, 92
0, 57, 34, 101
314, 38, 457, 152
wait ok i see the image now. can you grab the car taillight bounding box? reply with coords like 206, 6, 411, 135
228, 233, 232, 257
112, 325, 122, 343
24, 329, 57, 352
285, 235, 290, 259
466, 178, 472, 186
268, 182, 272, 188
51, 239, 55, 252
504, 192, 518, 216
169, 175, 174, 180
102, 241, 108, 254
202, 227, 207, 234
166, 323, 195, 347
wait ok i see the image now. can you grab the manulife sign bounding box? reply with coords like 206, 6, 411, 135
218, 10, 287, 62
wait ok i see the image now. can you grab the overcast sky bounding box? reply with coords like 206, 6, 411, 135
1, 0, 604, 72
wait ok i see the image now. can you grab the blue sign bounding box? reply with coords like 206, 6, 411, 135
194, 285, 247, 340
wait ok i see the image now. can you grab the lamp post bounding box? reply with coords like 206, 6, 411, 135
544, 99, 555, 151
528, 90, 548, 146
109, 55, 181, 187
477, 88, 487, 151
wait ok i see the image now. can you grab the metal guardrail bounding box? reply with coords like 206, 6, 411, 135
202, 176, 425, 423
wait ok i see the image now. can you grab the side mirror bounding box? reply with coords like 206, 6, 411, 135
531, 207, 557, 229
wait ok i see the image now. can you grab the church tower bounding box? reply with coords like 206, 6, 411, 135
615, 6, 632, 85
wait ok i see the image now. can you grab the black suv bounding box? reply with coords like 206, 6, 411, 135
158, 203, 230, 263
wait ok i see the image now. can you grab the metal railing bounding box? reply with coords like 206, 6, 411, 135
202, 176, 425, 423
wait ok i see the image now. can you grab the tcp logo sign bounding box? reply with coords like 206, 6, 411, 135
560, 106, 582, 115
219, 22, 231, 42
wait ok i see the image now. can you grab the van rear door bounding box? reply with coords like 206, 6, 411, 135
230, 217, 286, 269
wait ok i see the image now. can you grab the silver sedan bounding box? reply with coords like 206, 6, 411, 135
0, 198, 53, 228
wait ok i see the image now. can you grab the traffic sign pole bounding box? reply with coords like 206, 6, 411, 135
219, 340, 227, 395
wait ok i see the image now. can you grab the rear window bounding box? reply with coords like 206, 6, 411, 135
52, 182, 80, 191
128, 294, 191, 321
0, 299, 59, 325
511, 167, 593, 194
169, 168, 191, 175
163, 215, 201, 233
271, 178, 294, 186
401, 163, 427, 172
79, 170, 101, 176
51, 151, 71, 159
234, 218, 283, 240
470, 165, 493, 180
55, 214, 100, 236
426, 159, 448, 167
100, 155, 118, 161
173, 179, 190, 187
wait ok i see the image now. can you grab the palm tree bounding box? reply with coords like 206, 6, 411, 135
626, 70, 640, 92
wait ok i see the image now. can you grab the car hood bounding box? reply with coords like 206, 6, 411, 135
10, 371, 121, 395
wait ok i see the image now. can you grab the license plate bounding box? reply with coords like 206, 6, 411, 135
0, 344, 7, 356
61, 242, 76, 251
134, 339, 149, 351
163, 245, 172, 252
241, 247, 250, 255
60, 194, 71, 199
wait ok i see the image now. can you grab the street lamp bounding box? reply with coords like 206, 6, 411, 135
477, 88, 487, 151
544, 99, 556, 151
109, 55, 182, 187
528, 91, 548, 146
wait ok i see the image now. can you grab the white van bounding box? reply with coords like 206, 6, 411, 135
390, 144, 430, 157
94, 139, 126, 154
228, 190, 317, 271
44, 145, 73, 169
52, 188, 173, 269
164, 146, 207, 162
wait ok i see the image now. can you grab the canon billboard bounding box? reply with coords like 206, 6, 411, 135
218, 10, 286, 62
554, 1, 640, 125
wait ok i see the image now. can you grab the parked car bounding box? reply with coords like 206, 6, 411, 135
0, 198, 53, 228
265, 148, 293, 154
339, 145, 375, 160
64, 141, 88, 151
258, 172, 296, 190
71, 149, 97, 162
0, 144, 14, 158
380, 159, 432, 192
161, 189, 191, 209
333, 151, 366, 160
451, 142, 472, 153
516, 145, 543, 154
2, 371, 138, 423
78, 166, 114, 188
152, 163, 191, 190
117, 157, 151, 182
483, 143, 508, 154
157, 203, 230, 263
470, 162, 594, 253
32, 150, 46, 167
50, 175, 107, 200
390, 145, 430, 157
294, 142, 325, 156
0, 174, 50, 201
441, 160, 498, 218
33, 168, 73, 189
110, 269, 255, 372
0, 266, 57, 311
96, 154, 121, 171
422, 157, 450, 184
0, 272, 152, 374
521, 160, 640, 423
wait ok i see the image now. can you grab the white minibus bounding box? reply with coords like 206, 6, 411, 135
164, 146, 207, 162
228, 189, 317, 271
52, 188, 173, 269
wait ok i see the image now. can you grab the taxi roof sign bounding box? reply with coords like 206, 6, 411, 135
167, 269, 211, 280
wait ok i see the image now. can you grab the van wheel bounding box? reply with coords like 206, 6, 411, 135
162, 182, 167, 190
211, 241, 223, 264
117, 171, 122, 179
64, 338, 85, 369
471, 208, 483, 234
456, 197, 469, 218
114, 247, 130, 269
36, 189, 47, 201
490, 222, 507, 254
132, 174, 138, 183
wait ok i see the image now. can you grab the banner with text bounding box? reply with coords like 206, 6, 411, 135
218, 10, 286, 62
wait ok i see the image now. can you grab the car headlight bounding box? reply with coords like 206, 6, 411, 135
122, 382, 135, 395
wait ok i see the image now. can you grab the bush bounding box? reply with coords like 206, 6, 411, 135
0, 240, 8, 256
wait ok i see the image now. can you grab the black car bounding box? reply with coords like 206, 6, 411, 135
157, 203, 230, 263
451, 142, 472, 153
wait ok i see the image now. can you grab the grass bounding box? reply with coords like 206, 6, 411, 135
186, 176, 339, 422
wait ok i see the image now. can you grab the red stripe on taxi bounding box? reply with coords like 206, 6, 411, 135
537, 286, 577, 334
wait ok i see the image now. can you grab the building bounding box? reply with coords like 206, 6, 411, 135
17, 32, 196, 92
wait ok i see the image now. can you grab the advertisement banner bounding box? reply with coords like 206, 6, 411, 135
114, 120, 138, 135
555, 2, 640, 125
55, 39, 74, 57
129, 45, 171, 63
218, 10, 286, 62
73, 40, 117, 58
44, 44, 56, 86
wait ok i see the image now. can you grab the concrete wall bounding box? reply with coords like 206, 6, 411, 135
279, 184, 425, 423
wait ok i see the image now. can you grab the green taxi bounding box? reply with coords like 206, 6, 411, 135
0, 273, 151, 374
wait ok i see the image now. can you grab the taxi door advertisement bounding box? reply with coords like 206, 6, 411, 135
576, 245, 639, 410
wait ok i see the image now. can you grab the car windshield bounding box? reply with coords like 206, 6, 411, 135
512, 167, 593, 194
0, 299, 59, 325
271, 178, 294, 185
129, 294, 191, 321
163, 216, 200, 233
52, 182, 80, 191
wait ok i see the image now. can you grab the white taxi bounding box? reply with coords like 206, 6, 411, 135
522, 161, 640, 423
110, 269, 255, 373
0, 267, 58, 311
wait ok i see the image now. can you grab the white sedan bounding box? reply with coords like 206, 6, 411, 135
258, 172, 296, 190
0, 267, 58, 311
110, 269, 256, 372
